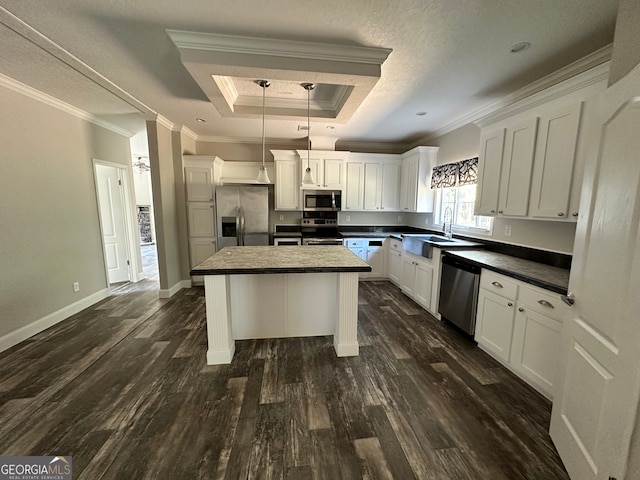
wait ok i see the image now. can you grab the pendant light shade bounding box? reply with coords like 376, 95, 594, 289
256, 79, 271, 184
301, 82, 316, 187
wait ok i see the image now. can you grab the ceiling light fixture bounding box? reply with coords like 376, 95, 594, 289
301, 83, 316, 187
510, 42, 531, 53
416, 111, 427, 116
256, 80, 271, 184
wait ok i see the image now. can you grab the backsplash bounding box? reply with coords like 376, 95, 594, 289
338, 211, 407, 226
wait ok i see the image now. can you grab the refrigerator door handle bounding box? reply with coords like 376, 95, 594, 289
235, 208, 241, 246
238, 206, 245, 246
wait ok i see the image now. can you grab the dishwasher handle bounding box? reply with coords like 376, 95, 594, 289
441, 255, 481, 275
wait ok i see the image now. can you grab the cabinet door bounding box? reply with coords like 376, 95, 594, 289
344, 162, 364, 211
301, 158, 322, 187
413, 261, 434, 310
475, 289, 516, 362
388, 250, 402, 285
529, 103, 582, 219
511, 306, 562, 399
187, 203, 215, 237
475, 129, 505, 215
400, 158, 418, 212
400, 257, 416, 296
323, 159, 344, 189
380, 162, 400, 211
365, 242, 385, 277
497, 118, 538, 216
189, 238, 216, 267
363, 163, 381, 210
185, 167, 214, 202
275, 160, 300, 210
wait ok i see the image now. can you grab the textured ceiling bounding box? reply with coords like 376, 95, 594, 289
0, 0, 619, 149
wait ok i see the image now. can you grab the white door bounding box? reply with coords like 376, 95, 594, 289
549, 63, 640, 480
95, 164, 130, 284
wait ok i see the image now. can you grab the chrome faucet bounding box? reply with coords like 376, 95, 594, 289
443, 207, 453, 239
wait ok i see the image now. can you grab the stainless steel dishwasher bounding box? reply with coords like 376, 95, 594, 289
438, 255, 481, 335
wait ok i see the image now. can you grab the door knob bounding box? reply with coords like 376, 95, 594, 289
561, 292, 575, 306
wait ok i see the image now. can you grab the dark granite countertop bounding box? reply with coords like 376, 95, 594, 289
443, 249, 570, 294
191, 246, 371, 275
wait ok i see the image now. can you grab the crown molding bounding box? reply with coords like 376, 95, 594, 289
166, 30, 392, 65
0, 73, 134, 137
155, 114, 175, 131
181, 126, 198, 141
414, 44, 612, 144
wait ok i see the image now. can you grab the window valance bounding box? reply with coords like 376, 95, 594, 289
430, 157, 478, 189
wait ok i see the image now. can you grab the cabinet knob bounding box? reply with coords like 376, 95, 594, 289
507, 302, 513, 307
572, 212, 579, 217
490, 210, 496, 213
518, 307, 524, 312
557, 212, 564, 217
491, 281, 503, 288
561, 292, 575, 306
377, 207, 379, 209
381, 207, 384, 210
498, 210, 504, 214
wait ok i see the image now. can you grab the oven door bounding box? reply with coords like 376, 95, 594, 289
302, 190, 341, 211
274, 237, 302, 246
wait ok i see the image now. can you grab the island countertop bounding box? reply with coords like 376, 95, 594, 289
191, 246, 372, 275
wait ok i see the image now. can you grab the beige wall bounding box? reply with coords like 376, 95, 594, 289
173, 130, 191, 280
609, 0, 640, 85
0, 84, 131, 339
196, 141, 306, 161
147, 121, 183, 291
430, 123, 481, 166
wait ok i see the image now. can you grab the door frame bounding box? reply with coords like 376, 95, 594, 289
92, 158, 143, 287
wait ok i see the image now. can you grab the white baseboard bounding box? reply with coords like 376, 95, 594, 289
158, 279, 192, 298
0, 288, 111, 354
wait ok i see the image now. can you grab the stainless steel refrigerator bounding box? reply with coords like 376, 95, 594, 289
215, 185, 269, 249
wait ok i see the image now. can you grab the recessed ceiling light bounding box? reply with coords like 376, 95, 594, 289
416, 111, 427, 116
326, 125, 335, 130
510, 42, 531, 53
196, 117, 207, 122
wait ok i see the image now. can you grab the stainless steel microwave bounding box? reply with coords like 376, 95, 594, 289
302, 189, 342, 211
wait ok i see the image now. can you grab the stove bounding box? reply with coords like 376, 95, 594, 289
300, 211, 342, 245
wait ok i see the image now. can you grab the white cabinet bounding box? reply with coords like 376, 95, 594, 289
296, 151, 345, 189
344, 238, 385, 279
185, 166, 215, 202
400, 251, 435, 311
475, 129, 505, 216
344, 154, 401, 212
475, 269, 568, 399
274, 157, 300, 210
528, 103, 582, 219
187, 203, 215, 237
344, 162, 364, 211
399, 146, 438, 213
387, 238, 403, 286
400, 256, 416, 296
189, 238, 216, 267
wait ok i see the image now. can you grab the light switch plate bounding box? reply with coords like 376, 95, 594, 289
504, 224, 512, 236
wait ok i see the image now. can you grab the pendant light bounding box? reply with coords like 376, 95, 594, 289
256, 79, 271, 184
301, 82, 316, 187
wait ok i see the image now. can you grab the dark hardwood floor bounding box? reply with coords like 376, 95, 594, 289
0, 267, 569, 479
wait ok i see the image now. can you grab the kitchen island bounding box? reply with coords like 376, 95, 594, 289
191, 246, 371, 364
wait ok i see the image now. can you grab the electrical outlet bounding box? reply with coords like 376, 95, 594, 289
397, 215, 403, 222
346, 215, 351, 222
425, 217, 429, 226
73, 282, 80, 292
279, 214, 284, 221
504, 224, 512, 236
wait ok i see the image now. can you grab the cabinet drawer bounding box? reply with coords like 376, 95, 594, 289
518, 284, 568, 319
480, 270, 518, 299
345, 239, 364, 248
389, 238, 403, 252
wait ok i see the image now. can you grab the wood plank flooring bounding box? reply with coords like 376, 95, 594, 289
0, 269, 569, 479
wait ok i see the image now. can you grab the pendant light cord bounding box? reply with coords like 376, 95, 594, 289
307, 85, 311, 171
262, 83, 266, 169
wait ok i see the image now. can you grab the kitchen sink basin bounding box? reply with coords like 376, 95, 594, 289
402, 235, 458, 258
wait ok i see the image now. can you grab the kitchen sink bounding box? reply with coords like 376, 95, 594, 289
402, 235, 458, 258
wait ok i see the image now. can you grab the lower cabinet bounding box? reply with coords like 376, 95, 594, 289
400, 251, 434, 311
475, 269, 568, 399
344, 238, 385, 279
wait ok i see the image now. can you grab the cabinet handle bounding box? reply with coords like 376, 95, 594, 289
490, 210, 496, 213
557, 212, 564, 217
381, 207, 384, 210
572, 212, 579, 217
498, 210, 504, 214
518, 307, 524, 312
491, 281, 503, 288
537, 299, 555, 309
507, 302, 513, 307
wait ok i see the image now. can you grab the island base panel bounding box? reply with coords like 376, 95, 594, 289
204, 275, 235, 365
335, 272, 360, 357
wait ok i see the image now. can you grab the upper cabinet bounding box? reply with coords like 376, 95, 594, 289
345, 153, 401, 211
400, 146, 439, 213
272, 150, 301, 211
474, 65, 607, 222
296, 150, 346, 189
185, 165, 215, 202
